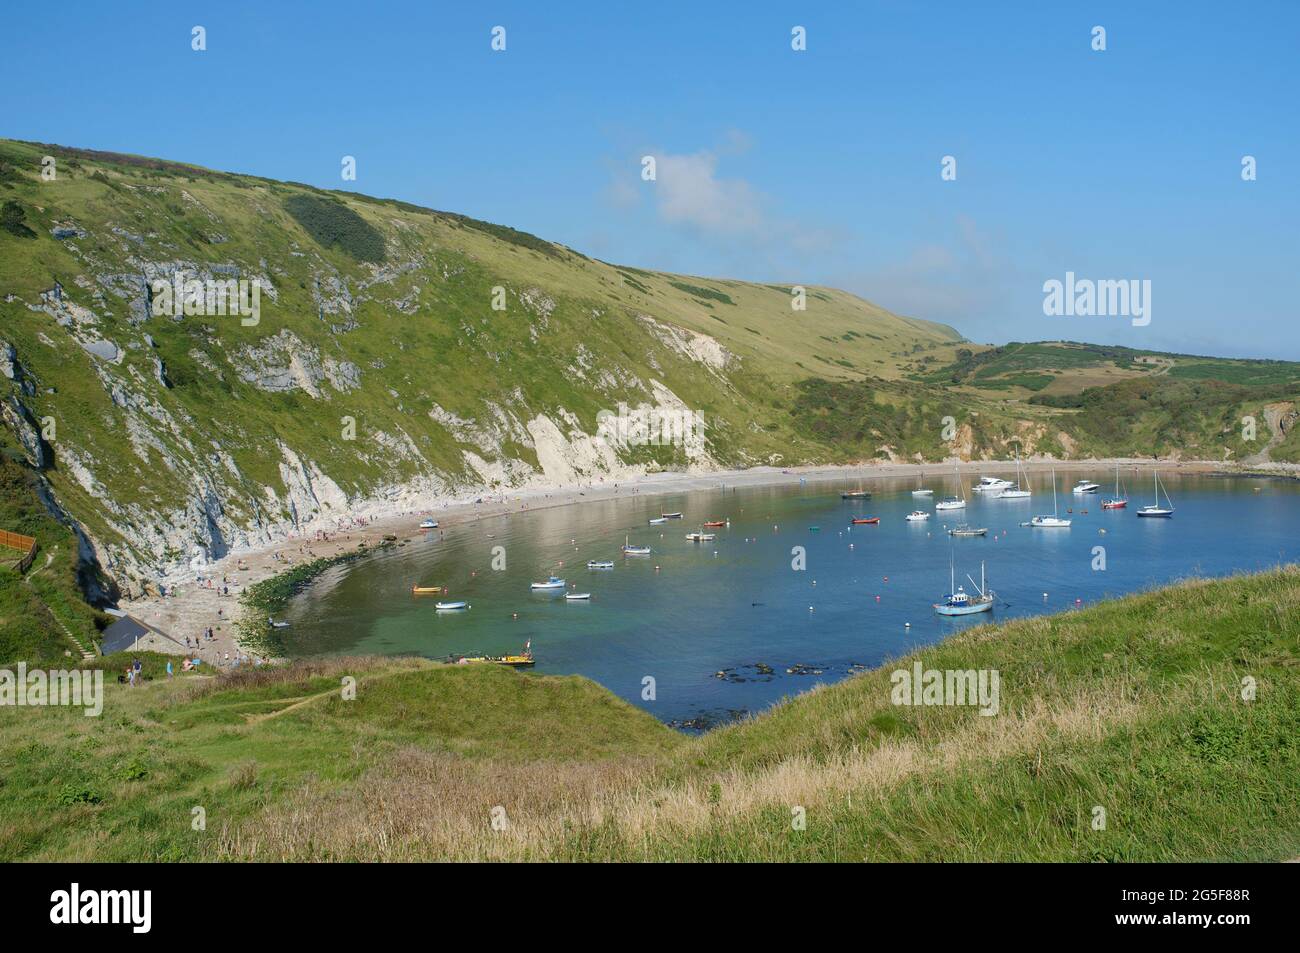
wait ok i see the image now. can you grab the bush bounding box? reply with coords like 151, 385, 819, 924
283, 194, 385, 262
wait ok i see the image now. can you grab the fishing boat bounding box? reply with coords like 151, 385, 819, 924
685, 532, 716, 542
418, 518, 439, 529
565, 592, 591, 601
1136, 469, 1174, 517
435, 601, 469, 611
933, 557, 995, 616
1101, 464, 1128, 509
648, 517, 668, 525
661, 512, 683, 519
1072, 479, 1100, 494
1031, 468, 1072, 527
905, 510, 931, 521
703, 520, 727, 528
411, 585, 444, 595
530, 575, 566, 590
996, 451, 1032, 498
622, 535, 651, 556
850, 517, 880, 525
948, 524, 988, 537
935, 461, 967, 511
586, 560, 615, 570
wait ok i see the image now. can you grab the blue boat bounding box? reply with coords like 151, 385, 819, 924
530, 576, 566, 591
934, 558, 995, 616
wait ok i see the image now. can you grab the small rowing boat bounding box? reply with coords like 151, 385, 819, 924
685, 532, 716, 542
565, 592, 591, 601
649, 517, 668, 525
411, 585, 444, 595
850, 517, 879, 525
435, 601, 469, 610
948, 524, 988, 537
661, 512, 683, 519
587, 560, 615, 570
418, 518, 439, 529
841, 490, 870, 500
703, 520, 726, 528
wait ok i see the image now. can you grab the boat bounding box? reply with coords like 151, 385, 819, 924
948, 524, 988, 537
841, 490, 871, 500
973, 476, 1014, 493
703, 520, 727, 528
267, 617, 291, 629
933, 556, 995, 616
565, 592, 591, 601
935, 461, 967, 511
661, 512, 683, 519
1101, 464, 1128, 509
622, 535, 651, 556
411, 585, 444, 594
1136, 469, 1174, 517
996, 451, 1032, 498
418, 518, 439, 529
905, 510, 931, 521
435, 601, 469, 610
912, 474, 933, 497
1072, 479, 1100, 494
586, 560, 615, 570
648, 517, 668, 525
530, 575, 566, 590
1031, 467, 1072, 527
685, 532, 716, 542
457, 640, 535, 667
850, 517, 880, 525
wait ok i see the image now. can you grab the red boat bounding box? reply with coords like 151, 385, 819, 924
1101, 499, 1127, 509
851, 517, 880, 525
703, 520, 726, 528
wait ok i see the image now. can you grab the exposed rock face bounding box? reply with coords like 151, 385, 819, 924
234, 330, 361, 397
1, 396, 48, 469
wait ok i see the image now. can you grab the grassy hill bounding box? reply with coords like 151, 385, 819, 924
1, 567, 1295, 861
3, 139, 1300, 653
0, 138, 964, 601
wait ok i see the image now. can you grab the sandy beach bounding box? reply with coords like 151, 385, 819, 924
120, 456, 1296, 661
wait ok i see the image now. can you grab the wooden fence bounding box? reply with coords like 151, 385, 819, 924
1, 530, 38, 573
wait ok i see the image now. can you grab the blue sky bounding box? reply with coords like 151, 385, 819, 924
3, 1, 1297, 358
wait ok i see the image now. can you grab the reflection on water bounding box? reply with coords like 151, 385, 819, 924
280, 471, 1299, 728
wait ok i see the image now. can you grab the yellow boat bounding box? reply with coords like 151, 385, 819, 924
411, 585, 443, 595
454, 640, 534, 667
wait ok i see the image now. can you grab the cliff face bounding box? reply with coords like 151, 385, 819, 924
0, 141, 965, 595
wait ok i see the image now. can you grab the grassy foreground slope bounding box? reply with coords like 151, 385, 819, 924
2, 567, 1296, 861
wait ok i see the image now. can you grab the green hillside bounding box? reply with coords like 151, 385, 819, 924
2, 138, 1299, 638
0, 138, 962, 601
2, 568, 1296, 861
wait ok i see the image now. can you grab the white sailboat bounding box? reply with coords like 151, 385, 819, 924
997, 450, 1032, 499
912, 473, 933, 497
935, 461, 966, 511
1136, 469, 1174, 517
1030, 468, 1071, 527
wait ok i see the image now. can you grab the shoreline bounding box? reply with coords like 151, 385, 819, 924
118, 456, 1296, 661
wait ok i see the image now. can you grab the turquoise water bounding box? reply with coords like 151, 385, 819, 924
279, 470, 1299, 728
